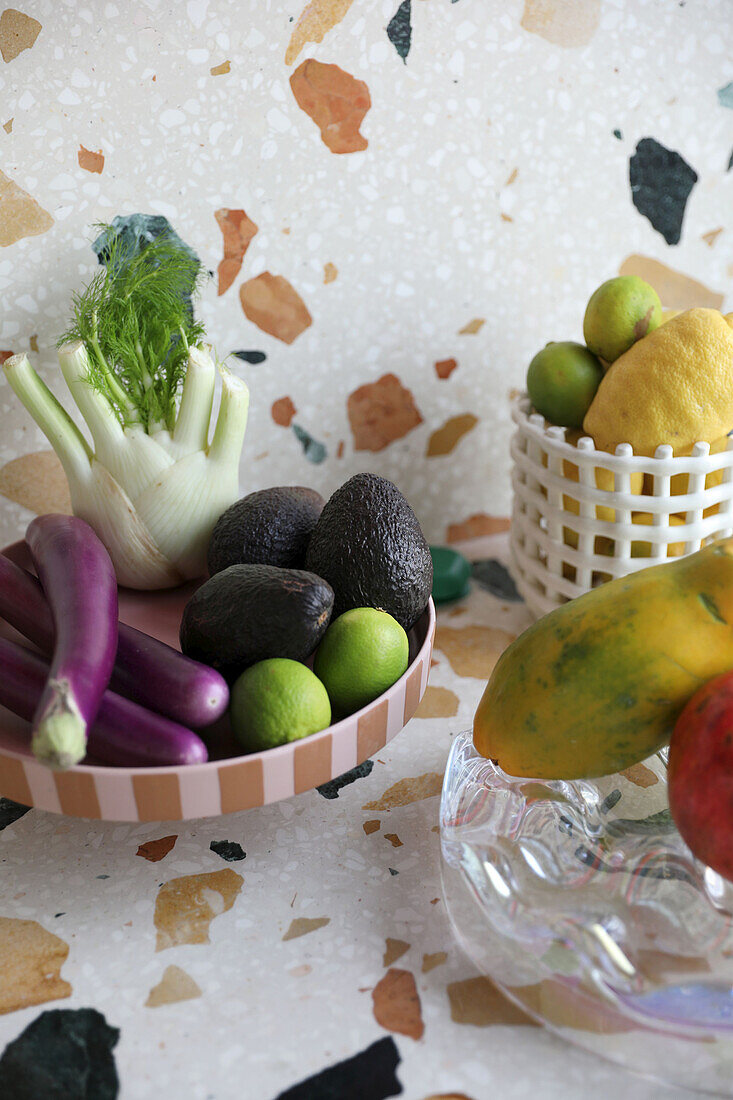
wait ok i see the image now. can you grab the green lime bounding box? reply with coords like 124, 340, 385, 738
526, 341, 603, 428
230, 658, 331, 752
583, 275, 662, 363
313, 608, 409, 719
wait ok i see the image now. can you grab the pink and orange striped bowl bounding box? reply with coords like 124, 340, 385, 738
0, 542, 435, 821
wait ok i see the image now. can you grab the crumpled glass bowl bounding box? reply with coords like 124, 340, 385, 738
440, 730, 733, 1096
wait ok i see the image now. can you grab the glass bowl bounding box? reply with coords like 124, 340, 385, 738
440, 730, 733, 1096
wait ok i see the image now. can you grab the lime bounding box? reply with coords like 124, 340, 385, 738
313, 608, 409, 719
230, 658, 331, 752
526, 342, 603, 428
583, 276, 662, 363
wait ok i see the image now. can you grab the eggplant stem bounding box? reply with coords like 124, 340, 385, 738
32, 692, 86, 770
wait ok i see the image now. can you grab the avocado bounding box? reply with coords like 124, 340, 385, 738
180, 564, 334, 679
305, 473, 432, 630
207, 486, 325, 575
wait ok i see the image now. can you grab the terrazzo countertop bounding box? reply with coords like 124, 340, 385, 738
0, 1, 727, 1094
0, 500, 692, 1099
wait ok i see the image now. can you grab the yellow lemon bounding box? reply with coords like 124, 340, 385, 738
583, 309, 733, 457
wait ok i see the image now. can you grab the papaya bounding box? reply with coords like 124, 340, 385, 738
473, 539, 733, 779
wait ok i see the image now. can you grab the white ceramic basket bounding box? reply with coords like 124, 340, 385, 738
510, 395, 733, 619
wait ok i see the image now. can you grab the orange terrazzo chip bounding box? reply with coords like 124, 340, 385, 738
347, 373, 423, 452
215, 208, 258, 296
426, 414, 478, 457
0, 918, 71, 1015
0, 8, 41, 63
154, 869, 243, 951
240, 272, 312, 344
446, 513, 511, 542
77, 145, 104, 173
290, 59, 370, 154
285, 0, 355, 65
271, 396, 297, 427
372, 968, 424, 1040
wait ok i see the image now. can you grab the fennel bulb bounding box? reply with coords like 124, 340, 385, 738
3, 229, 249, 589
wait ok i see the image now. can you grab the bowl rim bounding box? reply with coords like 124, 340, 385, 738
0, 539, 436, 779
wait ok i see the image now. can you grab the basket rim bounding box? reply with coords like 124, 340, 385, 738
511, 394, 733, 473
510, 440, 733, 515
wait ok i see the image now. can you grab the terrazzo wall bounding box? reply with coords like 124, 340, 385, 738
0, 0, 731, 541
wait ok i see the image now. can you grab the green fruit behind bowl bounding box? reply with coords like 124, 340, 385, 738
314, 608, 409, 720
430, 546, 471, 604
526, 341, 603, 428
583, 275, 662, 363
230, 658, 331, 752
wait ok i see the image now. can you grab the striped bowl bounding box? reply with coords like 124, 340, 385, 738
0, 542, 435, 822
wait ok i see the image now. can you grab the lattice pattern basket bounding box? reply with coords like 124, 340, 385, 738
510, 395, 733, 619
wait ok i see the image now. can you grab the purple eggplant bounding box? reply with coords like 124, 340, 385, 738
111, 627, 229, 728
0, 636, 207, 767
25, 515, 118, 769
0, 553, 228, 728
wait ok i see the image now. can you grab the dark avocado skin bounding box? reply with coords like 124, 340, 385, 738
305, 473, 432, 631
207, 487, 325, 575
180, 564, 334, 680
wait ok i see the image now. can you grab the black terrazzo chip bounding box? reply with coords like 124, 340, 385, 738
629, 137, 698, 245
0, 798, 29, 831
387, 0, 411, 62
0, 1008, 120, 1100
317, 760, 374, 800
292, 423, 327, 464
471, 559, 522, 602
231, 350, 267, 364
275, 1036, 402, 1099
210, 840, 246, 862
599, 789, 622, 814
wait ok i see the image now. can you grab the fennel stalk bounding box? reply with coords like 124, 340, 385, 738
3, 228, 249, 588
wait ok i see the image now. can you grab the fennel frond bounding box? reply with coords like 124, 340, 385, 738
58, 228, 206, 432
